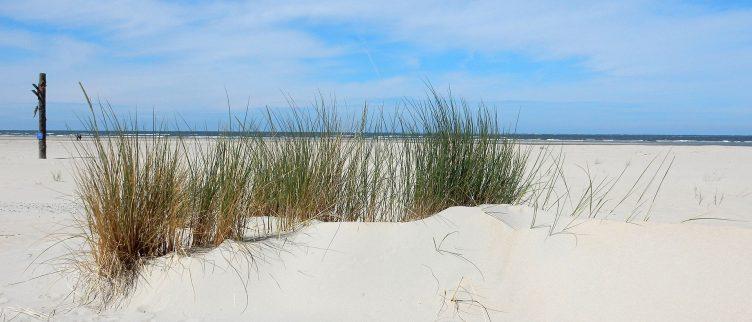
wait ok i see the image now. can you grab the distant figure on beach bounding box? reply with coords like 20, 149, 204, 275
75, 133, 82, 141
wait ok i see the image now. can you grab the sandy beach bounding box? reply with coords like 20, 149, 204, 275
0, 137, 750, 321
4, 0, 752, 320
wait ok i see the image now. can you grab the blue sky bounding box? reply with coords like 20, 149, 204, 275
1, 1, 751, 134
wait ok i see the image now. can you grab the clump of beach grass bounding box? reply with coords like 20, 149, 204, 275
398, 87, 536, 220
333, 107, 405, 222
73, 84, 189, 290
69, 84, 544, 301
248, 101, 352, 230
184, 133, 255, 247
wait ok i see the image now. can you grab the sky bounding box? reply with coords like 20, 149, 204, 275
1, 0, 751, 134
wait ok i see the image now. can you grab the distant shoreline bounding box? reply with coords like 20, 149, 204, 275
2, 132, 751, 147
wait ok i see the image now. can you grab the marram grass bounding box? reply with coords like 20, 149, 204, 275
399, 88, 536, 219
73, 85, 539, 294
185, 134, 254, 247
74, 86, 188, 285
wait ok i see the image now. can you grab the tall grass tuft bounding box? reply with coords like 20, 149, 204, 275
70, 84, 542, 293
73, 84, 188, 286
184, 134, 254, 247
399, 87, 535, 219
249, 101, 349, 229
334, 107, 404, 222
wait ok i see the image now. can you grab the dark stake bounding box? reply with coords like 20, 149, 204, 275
32, 73, 46, 159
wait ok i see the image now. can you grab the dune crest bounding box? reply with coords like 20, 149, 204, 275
113, 206, 752, 321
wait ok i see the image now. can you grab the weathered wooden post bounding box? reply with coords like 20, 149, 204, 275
32, 73, 46, 159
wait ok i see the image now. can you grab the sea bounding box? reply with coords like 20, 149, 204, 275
1, 130, 751, 146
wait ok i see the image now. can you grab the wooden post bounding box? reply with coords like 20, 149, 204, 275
32, 73, 47, 159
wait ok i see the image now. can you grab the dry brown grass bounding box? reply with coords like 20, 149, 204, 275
74, 85, 189, 286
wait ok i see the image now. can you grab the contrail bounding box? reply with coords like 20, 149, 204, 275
356, 34, 382, 79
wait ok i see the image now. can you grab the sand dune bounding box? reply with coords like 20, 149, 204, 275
1, 137, 751, 321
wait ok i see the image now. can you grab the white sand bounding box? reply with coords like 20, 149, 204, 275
1, 137, 751, 321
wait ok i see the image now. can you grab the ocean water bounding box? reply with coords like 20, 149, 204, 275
1, 130, 751, 146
